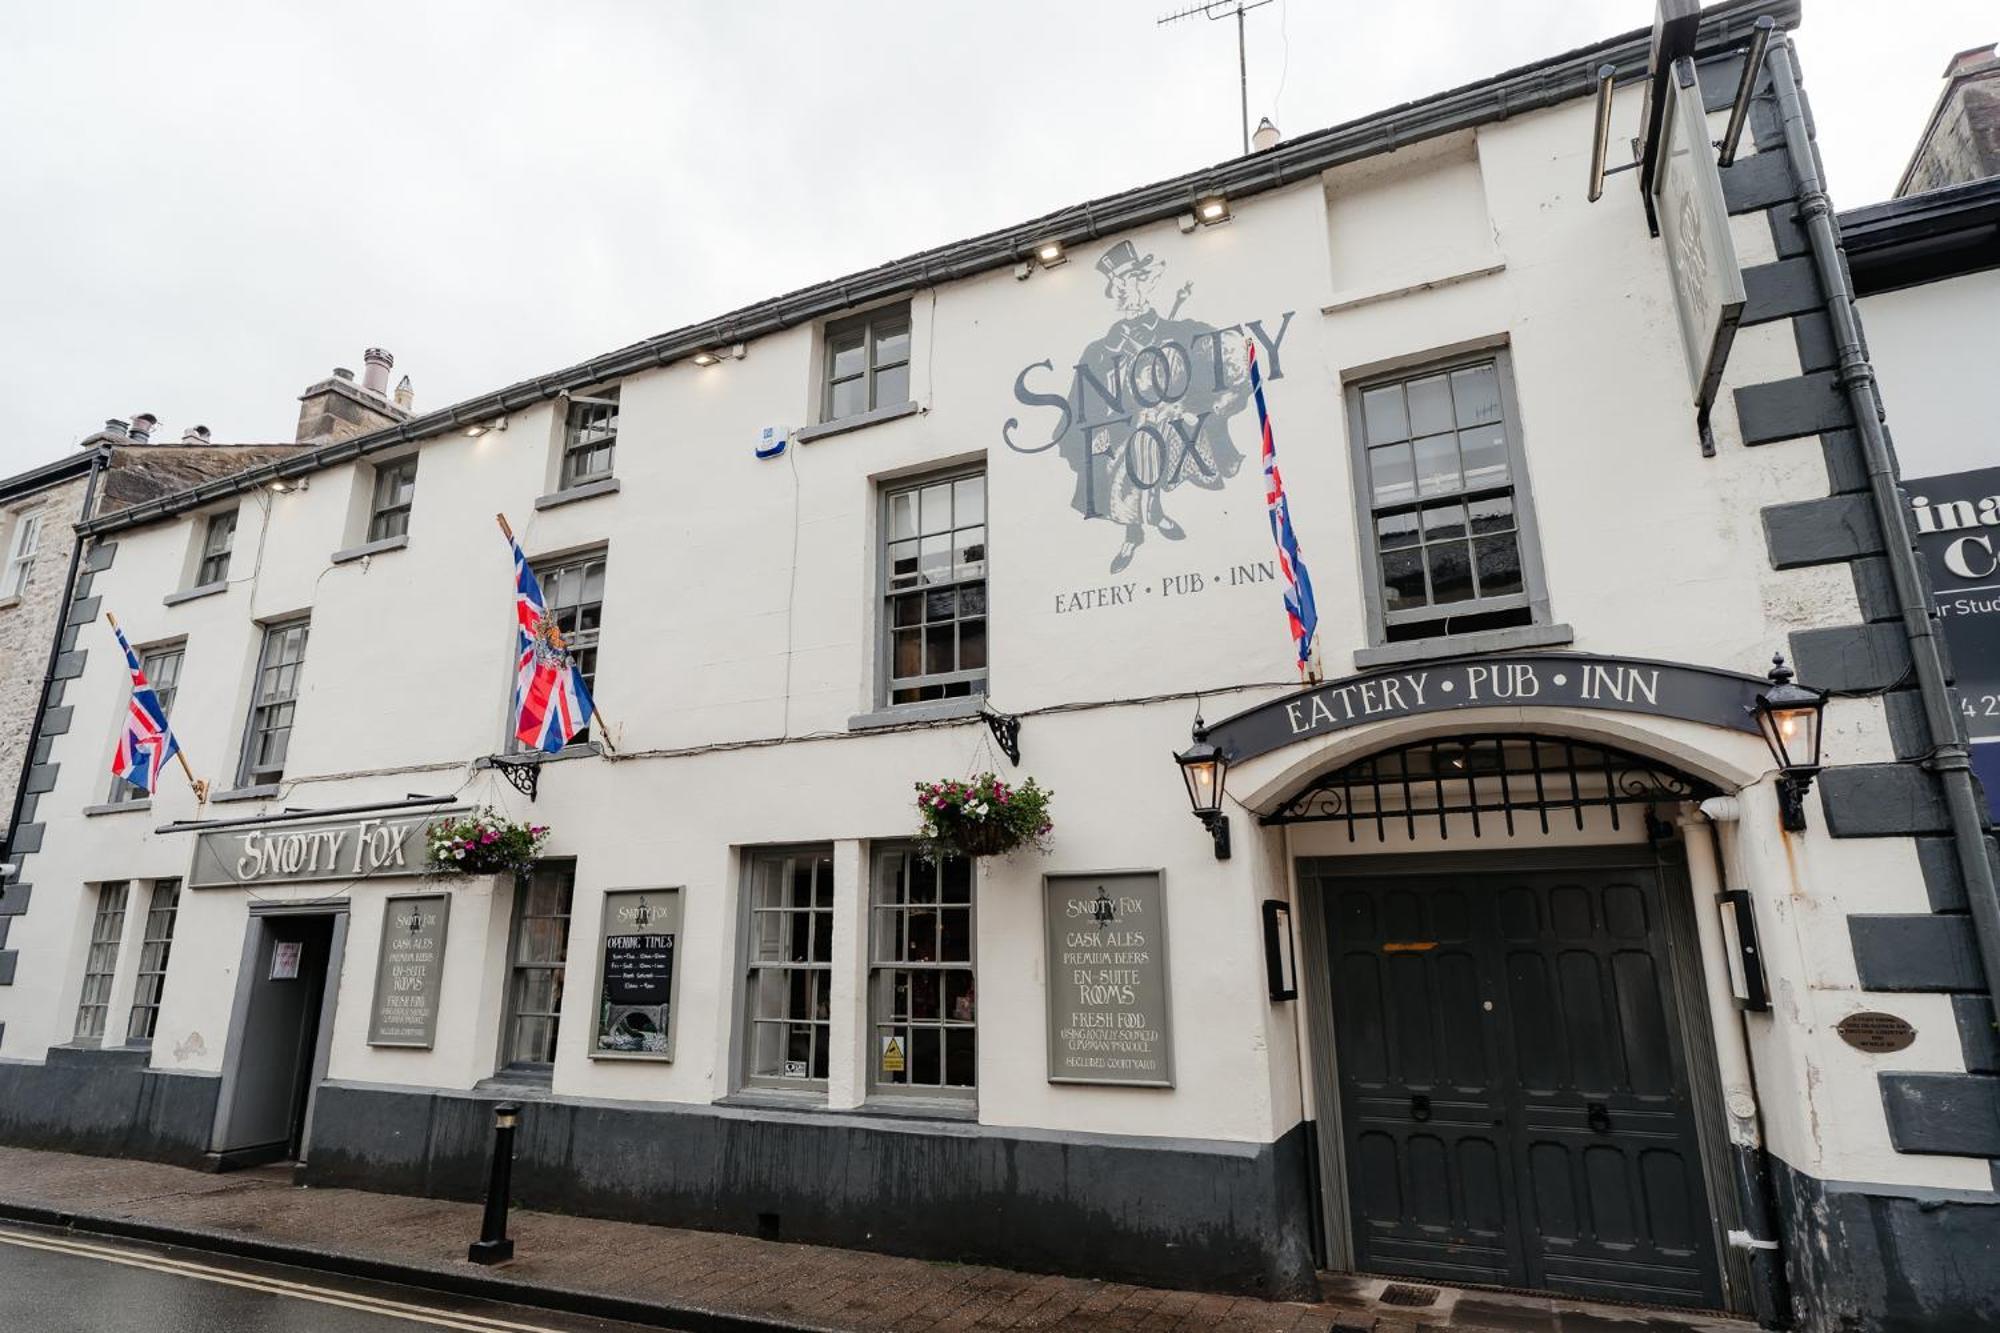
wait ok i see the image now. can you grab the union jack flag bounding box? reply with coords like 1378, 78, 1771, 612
110, 623, 180, 794
509, 534, 595, 754
1249, 339, 1319, 676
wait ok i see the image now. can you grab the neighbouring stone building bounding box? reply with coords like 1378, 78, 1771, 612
1, 4, 1997, 1329
1895, 43, 2000, 198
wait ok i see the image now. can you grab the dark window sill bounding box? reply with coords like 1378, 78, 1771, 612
795, 399, 919, 444
164, 581, 228, 608
535, 477, 621, 510
330, 533, 409, 565
857, 1095, 978, 1123
717, 1087, 828, 1111
1352, 622, 1575, 670
848, 695, 987, 731
211, 782, 282, 805
498, 742, 602, 766
84, 799, 151, 817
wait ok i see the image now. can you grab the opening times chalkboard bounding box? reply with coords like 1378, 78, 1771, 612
594, 888, 682, 1059
1043, 871, 1174, 1087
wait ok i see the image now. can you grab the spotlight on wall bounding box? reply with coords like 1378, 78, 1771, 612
1035, 240, 1068, 268
1194, 193, 1231, 226
691, 350, 721, 367
464, 416, 508, 438
269, 477, 308, 494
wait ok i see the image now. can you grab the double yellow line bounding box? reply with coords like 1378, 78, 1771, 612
0, 1226, 572, 1332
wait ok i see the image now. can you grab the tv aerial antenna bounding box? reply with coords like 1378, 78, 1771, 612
1157, 0, 1277, 156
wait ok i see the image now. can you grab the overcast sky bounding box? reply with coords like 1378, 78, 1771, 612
0, 0, 1988, 475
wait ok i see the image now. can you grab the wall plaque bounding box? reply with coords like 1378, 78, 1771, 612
1836, 1011, 1917, 1055
1044, 871, 1174, 1087
190, 810, 451, 889
367, 893, 449, 1048
593, 888, 682, 1059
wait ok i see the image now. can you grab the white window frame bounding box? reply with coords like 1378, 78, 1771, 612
125, 879, 182, 1044
879, 467, 987, 708
4, 507, 44, 598
74, 882, 131, 1042
366, 456, 419, 542
738, 846, 836, 1092
238, 617, 310, 787
867, 844, 976, 1101
822, 304, 912, 423
1345, 346, 1553, 648
196, 509, 237, 586
561, 389, 619, 490
499, 861, 575, 1071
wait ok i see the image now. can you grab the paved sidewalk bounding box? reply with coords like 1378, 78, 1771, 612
0, 1146, 1749, 1332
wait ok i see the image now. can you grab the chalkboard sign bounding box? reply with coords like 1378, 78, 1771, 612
367, 893, 449, 1048
593, 888, 682, 1059
1043, 871, 1174, 1087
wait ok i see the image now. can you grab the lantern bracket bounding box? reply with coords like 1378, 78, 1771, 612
481, 754, 542, 803
982, 708, 1022, 767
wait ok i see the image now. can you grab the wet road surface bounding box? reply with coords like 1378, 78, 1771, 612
0, 1221, 674, 1333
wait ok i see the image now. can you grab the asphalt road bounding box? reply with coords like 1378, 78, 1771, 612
0, 1222, 671, 1333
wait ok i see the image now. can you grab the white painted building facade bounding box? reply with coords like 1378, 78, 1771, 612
2, 4, 1994, 1327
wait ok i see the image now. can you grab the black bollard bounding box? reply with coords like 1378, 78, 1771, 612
467, 1101, 521, 1264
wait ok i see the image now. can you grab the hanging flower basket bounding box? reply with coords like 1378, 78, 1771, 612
915, 772, 1053, 859
425, 808, 550, 878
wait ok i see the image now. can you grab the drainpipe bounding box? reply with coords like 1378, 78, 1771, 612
1685, 802, 1791, 1327
0, 444, 112, 896
1765, 38, 2000, 1098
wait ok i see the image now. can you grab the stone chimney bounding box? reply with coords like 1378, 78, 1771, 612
1896, 43, 2000, 196
296, 347, 412, 444
1252, 117, 1281, 152
128, 412, 158, 444
181, 424, 212, 444
394, 374, 414, 412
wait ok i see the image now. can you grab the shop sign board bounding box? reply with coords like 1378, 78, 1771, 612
1907, 467, 2000, 815
1206, 653, 1768, 764
1653, 55, 1745, 413
1044, 871, 1174, 1087
593, 887, 681, 1059
189, 810, 449, 889
367, 893, 450, 1048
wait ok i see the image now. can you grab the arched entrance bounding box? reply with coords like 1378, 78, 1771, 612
1274, 731, 1738, 1312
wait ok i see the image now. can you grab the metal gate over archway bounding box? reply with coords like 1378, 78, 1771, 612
1263, 734, 1719, 840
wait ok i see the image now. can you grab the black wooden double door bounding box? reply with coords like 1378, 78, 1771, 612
1317, 859, 1723, 1309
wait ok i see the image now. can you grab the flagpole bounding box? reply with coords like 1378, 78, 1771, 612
495, 514, 619, 753
104, 611, 208, 804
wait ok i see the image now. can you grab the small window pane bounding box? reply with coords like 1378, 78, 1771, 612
893, 594, 922, 628
873, 317, 912, 366
1450, 362, 1502, 426
919, 535, 951, 584
829, 328, 867, 378
1474, 533, 1524, 597
889, 491, 918, 541
1421, 502, 1467, 541
954, 475, 985, 525
1362, 385, 1408, 445
830, 376, 867, 420
1427, 542, 1475, 604
1467, 495, 1516, 535
1407, 374, 1454, 437
889, 540, 920, 588
1377, 511, 1420, 551
1369, 444, 1414, 506
1382, 549, 1426, 609
874, 362, 910, 408
1412, 434, 1462, 497
919, 484, 951, 536
1459, 424, 1510, 490
960, 619, 987, 670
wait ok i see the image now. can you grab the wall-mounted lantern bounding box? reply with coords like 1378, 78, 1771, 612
1752, 653, 1827, 833
1174, 718, 1232, 860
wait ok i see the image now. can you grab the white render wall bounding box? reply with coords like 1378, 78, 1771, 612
1, 87, 1983, 1191
1859, 267, 2000, 480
